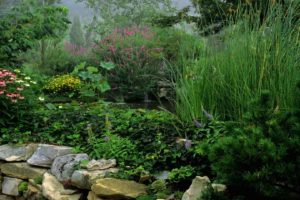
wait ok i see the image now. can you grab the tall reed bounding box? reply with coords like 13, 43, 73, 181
175, 3, 300, 122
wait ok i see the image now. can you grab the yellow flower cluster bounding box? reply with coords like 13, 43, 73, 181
43, 75, 81, 94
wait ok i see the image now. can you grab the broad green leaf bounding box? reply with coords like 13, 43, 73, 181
45, 103, 56, 110
72, 62, 86, 74
87, 66, 99, 73
100, 62, 115, 71
80, 89, 96, 97
99, 81, 111, 93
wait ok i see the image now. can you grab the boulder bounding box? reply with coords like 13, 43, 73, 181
51, 153, 89, 181
91, 178, 147, 199
0, 162, 47, 179
27, 144, 73, 167
2, 177, 23, 196
87, 191, 103, 200
0, 144, 37, 162
42, 172, 82, 200
212, 183, 227, 193
86, 159, 116, 171
0, 195, 14, 200
182, 176, 211, 200
71, 168, 119, 189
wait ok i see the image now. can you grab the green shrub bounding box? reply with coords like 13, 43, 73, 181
0, 68, 39, 127
200, 89, 300, 199
93, 26, 164, 100
85, 133, 141, 168
71, 62, 114, 100
155, 27, 204, 67
18, 181, 28, 193
43, 74, 82, 96
149, 180, 167, 193
1, 101, 215, 174
168, 165, 195, 184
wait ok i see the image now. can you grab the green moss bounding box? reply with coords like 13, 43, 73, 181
33, 176, 43, 185
18, 181, 28, 193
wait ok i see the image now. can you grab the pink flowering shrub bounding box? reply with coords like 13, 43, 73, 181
0, 68, 37, 126
93, 26, 164, 100
64, 41, 88, 56
0, 68, 28, 103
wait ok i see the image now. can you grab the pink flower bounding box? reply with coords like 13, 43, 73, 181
0, 90, 4, 95
0, 81, 6, 87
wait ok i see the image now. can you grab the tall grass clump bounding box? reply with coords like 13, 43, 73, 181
175, 3, 300, 122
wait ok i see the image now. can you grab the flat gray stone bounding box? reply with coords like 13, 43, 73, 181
2, 177, 22, 196
212, 183, 227, 193
86, 159, 116, 171
0, 162, 47, 179
182, 176, 211, 200
71, 168, 119, 189
42, 172, 82, 200
51, 153, 89, 182
0, 144, 37, 162
91, 178, 147, 199
27, 144, 73, 167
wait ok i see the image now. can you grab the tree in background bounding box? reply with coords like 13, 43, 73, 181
77, 0, 174, 35
154, 0, 298, 35
70, 15, 85, 48
0, 0, 19, 17
0, 0, 69, 67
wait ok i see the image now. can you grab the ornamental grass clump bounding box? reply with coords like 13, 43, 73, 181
43, 74, 81, 96
175, 3, 300, 121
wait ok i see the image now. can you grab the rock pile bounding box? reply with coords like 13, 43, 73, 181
0, 144, 147, 200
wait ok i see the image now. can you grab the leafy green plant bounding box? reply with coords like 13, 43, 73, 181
0, 68, 39, 127
201, 88, 300, 199
0, 0, 69, 66
175, 4, 300, 121
71, 62, 114, 99
84, 133, 141, 168
43, 74, 82, 97
168, 166, 195, 184
93, 26, 165, 100
149, 180, 167, 193
18, 181, 28, 193
33, 176, 43, 185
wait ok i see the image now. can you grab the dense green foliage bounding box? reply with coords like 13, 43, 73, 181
0, 0, 69, 66
197, 86, 300, 199
0, 68, 39, 127
93, 26, 165, 100
1, 1, 300, 199
175, 4, 300, 121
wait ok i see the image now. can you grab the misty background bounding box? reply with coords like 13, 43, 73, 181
0, 0, 192, 21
